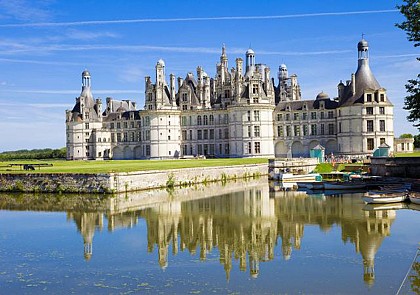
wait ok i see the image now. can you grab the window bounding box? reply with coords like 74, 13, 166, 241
311, 124, 317, 135
224, 89, 230, 98
367, 120, 374, 132
320, 112, 324, 119
203, 115, 208, 125
247, 142, 252, 154
224, 129, 229, 139
380, 120, 385, 132
209, 115, 214, 125
328, 111, 333, 119
286, 125, 291, 137
252, 84, 259, 94
320, 124, 325, 135
85, 112, 89, 120
278, 125, 283, 137
182, 105, 188, 110
380, 93, 385, 102
367, 138, 374, 150
117, 133, 121, 142
204, 130, 208, 140
124, 132, 128, 142
189, 130, 193, 140
254, 142, 261, 154
210, 129, 214, 139
181, 116, 187, 126
294, 113, 299, 120
130, 132, 134, 142
328, 124, 334, 135
124, 122, 128, 129
285, 113, 290, 121
302, 113, 307, 120
197, 115, 202, 125
253, 96, 259, 103
197, 130, 202, 140
303, 125, 308, 136
294, 125, 300, 136
401, 143, 405, 151
366, 107, 373, 115
311, 112, 317, 120
248, 126, 252, 137
380, 138, 386, 145
379, 107, 385, 115
182, 130, 187, 140
367, 94, 372, 102
247, 111, 251, 121
110, 123, 114, 129
254, 126, 260, 137
277, 113, 283, 121
182, 93, 188, 102
218, 129, 222, 139
130, 121, 135, 128
254, 111, 260, 121
145, 130, 150, 140
146, 145, 150, 156
85, 123, 90, 129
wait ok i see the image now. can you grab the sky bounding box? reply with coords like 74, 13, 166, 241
0, 0, 418, 152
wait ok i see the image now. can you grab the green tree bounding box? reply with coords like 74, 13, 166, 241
396, 0, 420, 130
400, 133, 414, 138
414, 134, 420, 148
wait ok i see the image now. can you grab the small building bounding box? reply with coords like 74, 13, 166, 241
310, 144, 325, 163
393, 137, 414, 153
373, 143, 390, 157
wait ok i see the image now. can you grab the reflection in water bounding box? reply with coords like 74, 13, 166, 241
0, 179, 403, 286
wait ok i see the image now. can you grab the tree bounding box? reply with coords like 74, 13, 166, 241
400, 133, 413, 138
414, 134, 420, 148
396, 0, 420, 130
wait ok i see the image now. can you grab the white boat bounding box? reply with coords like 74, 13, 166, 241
271, 172, 322, 182
362, 192, 409, 204
409, 193, 420, 205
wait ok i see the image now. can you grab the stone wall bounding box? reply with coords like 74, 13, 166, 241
370, 157, 420, 178
0, 164, 267, 193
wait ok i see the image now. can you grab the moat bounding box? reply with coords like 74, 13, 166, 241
0, 178, 419, 294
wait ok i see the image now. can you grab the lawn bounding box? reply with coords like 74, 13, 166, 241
395, 151, 420, 157
0, 158, 268, 174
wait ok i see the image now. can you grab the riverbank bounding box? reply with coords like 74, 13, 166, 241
0, 163, 267, 193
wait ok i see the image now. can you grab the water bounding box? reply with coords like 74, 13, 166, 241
0, 178, 419, 294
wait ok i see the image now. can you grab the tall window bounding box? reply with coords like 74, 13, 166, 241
182, 93, 188, 102
254, 126, 260, 137
248, 126, 252, 137
247, 142, 252, 154
302, 113, 307, 120
303, 125, 308, 136
247, 111, 251, 122
209, 115, 214, 125
311, 124, 317, 135
286, 125, 291, 137
294, 125, 300, 136
311, 112, 317, 120
277, 125, 283, 137
366, 107, 373, 115
277, 113, 283, 121
380, 120, 385, 132
203, 130, 208, 140
379, 107, 385, 115
367, 138, 374, 150
197, 130, 202, 140
294, 113, 299, 120
197, 115, 202, 125
181, 116, 187, 126
254, 110, 260, 121
203, 115, 208, 125
254, 142, 261, 154
380, 94, 385, 102
367, 120, 374, 132
286, 113, 290, 121
328, 111, 333, 119
320, 124, 325, 135
367, 94, 372, 102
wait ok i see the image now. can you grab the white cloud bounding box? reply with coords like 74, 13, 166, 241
0, 0, 51, 22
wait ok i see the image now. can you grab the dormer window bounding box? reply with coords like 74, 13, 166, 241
366, 93, 372, 102
380, 93, 385, 102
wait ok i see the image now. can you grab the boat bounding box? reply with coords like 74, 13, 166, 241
368, 183, 412, 195
409, 193, 420, 205
297, 181, 324, 190
323, 181, 366, 190
362, 192, 409, 204
270, 172, 322, 182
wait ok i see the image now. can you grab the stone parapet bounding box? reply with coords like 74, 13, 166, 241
370, 157, 420, 178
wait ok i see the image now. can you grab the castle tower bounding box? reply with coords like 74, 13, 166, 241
245, 48, 255, 72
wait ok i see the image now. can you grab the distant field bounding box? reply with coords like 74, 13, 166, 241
0, 158, 268, 174
395, 152, 420, 157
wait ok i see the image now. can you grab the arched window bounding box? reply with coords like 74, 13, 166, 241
203, 115, 208, 125
209, 115, 214, 125
197, 115, 202, 125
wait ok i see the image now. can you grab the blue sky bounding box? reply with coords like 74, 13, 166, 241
0, 0, 418, 152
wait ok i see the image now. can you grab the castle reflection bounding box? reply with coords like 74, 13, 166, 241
0, 179, 398, 285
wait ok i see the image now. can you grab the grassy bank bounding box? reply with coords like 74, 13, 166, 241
395, 151, 420, 157
0, 158, 268, 174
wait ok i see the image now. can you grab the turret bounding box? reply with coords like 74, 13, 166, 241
245, 48, 255, 72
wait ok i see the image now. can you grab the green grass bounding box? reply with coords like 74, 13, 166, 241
0, 158, 268, 174
395, 151, 420, 157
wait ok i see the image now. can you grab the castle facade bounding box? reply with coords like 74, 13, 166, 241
66, 39, 394, 160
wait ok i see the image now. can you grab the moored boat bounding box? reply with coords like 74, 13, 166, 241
409, 193, 420, 205
270, 172, 322, 182
323, 181, 366, 190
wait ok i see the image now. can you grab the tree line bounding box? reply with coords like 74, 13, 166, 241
0, 148, 66, 160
